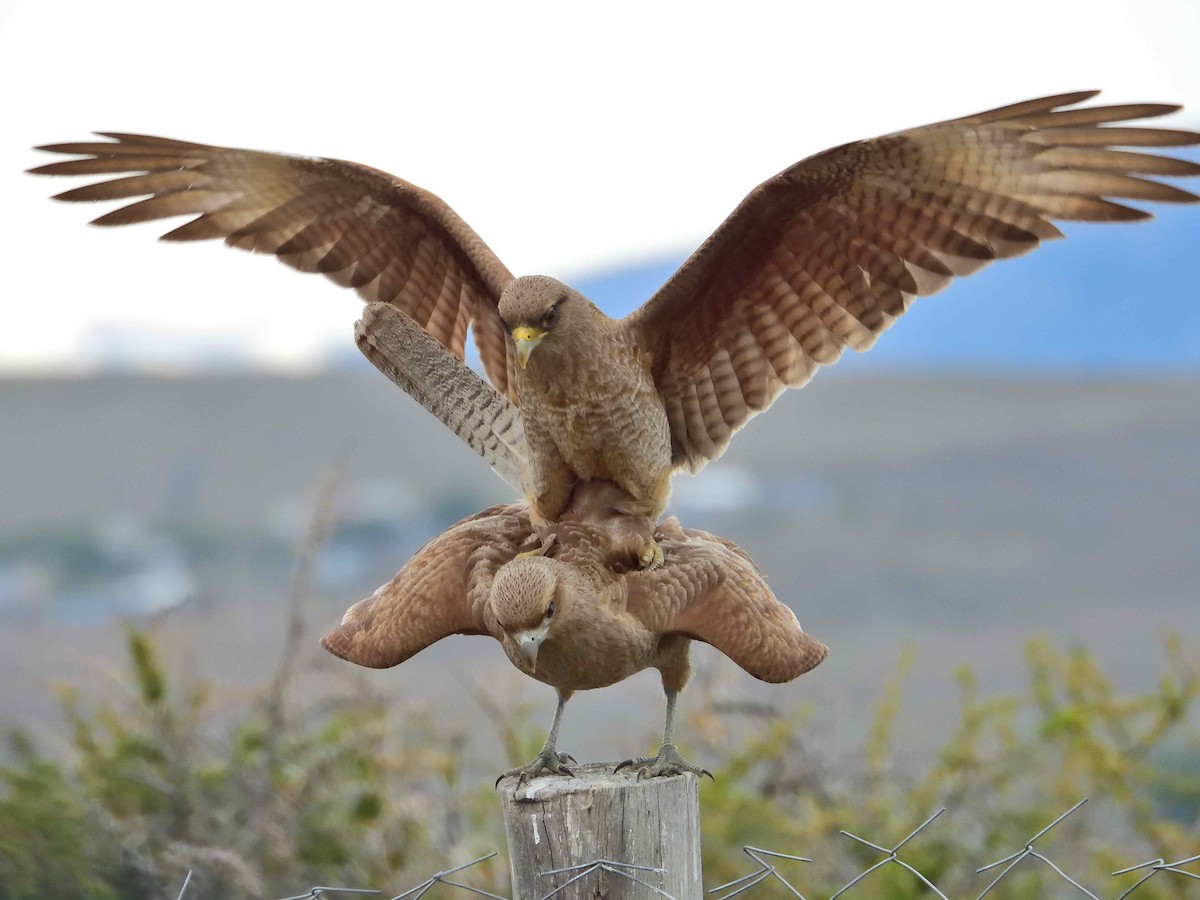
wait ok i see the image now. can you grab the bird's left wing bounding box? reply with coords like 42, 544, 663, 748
31, 133, 519, 398
321, 504, 528, 668
630, 530, 828, 683
355, 302, 528, 492
624, 92, 1200, 473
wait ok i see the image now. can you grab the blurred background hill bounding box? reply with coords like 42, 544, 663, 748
2, 317, 1197, 771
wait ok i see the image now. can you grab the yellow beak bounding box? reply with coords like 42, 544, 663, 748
511, 326, 546, 369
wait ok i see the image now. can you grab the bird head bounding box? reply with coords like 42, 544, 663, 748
498, 275, 593, 369
490, 555, 573, 671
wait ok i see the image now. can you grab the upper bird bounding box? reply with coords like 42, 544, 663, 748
32, 91, 1200, 537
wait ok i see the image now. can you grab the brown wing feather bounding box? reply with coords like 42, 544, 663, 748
320, 504, 528, 668
629, 532, 828, 683
625, 92, 1200, 472
354, 302, 528, 492
31, 134, 518, 399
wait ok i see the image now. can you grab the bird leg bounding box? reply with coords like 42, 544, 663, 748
615, 690, 712, 780
557, 479, 665, 572
633, 473, 672, 571
496, 690, 577, 786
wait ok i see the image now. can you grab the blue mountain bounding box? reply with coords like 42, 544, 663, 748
573, 201, 1199, 373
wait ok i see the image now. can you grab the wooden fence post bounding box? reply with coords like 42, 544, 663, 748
499, 763, 702, 900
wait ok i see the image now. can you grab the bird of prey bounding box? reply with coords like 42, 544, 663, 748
31, 91, 1199, 552
321, 490, 828, 781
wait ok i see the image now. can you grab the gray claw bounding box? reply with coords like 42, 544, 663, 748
615, 743, 712, 780
496, 749, 577, 787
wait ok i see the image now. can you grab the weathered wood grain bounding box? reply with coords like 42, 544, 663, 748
500, 763, 701, 900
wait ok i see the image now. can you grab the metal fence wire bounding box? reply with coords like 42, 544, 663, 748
173, 798, 1198, 900
710, 799, 1198, 900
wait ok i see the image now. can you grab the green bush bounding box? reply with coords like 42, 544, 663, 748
1, 626, 1196, 898
694, 636, 1200, 898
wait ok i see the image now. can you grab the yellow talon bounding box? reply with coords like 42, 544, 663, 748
639, 540, 665, 571
516, 532, 556, 560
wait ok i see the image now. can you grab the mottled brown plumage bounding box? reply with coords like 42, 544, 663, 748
321, 490, 827, 778
31, 92, 1200, 529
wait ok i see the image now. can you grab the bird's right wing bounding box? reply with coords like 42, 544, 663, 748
31, 133, 519, 399
355, 302, 528, 492
321, 504, 529, 668
625, 92, 1199, 473
631, 530, 828, 683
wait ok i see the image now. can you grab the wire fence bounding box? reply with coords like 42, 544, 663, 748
707, 799, 1198, 900
174, 798, 1198, 900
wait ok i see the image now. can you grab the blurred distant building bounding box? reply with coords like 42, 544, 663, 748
268, 478, 441, 591
50, 516, 197, 625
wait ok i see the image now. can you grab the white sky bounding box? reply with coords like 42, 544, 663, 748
2, 0, 1198, 371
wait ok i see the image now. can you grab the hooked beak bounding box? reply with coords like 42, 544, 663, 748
514, 624, 549, 672
518, 634, 541, 671
511, 326, 546, 369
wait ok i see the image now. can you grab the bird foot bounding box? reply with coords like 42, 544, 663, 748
615, 742, 712, 780
515, 532, 556, 559
638, 539, 664, 571
495, 749, 577, 787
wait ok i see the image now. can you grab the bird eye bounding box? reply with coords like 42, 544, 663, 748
541, 296, 566, 329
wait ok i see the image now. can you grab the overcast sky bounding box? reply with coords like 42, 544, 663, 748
3, 0, 1198, 371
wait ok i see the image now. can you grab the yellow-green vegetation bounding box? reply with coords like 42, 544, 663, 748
1, 628, 1196, 899
695, 636, 1200, 898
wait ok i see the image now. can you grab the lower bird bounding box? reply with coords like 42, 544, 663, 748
320, 487, 828, 781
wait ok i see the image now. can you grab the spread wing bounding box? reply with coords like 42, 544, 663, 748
31, 133, 518, 398
631, 531, 828, 683
625, 91, 1200, 472
355, 302, 527, 492
321, 504, 528, 668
